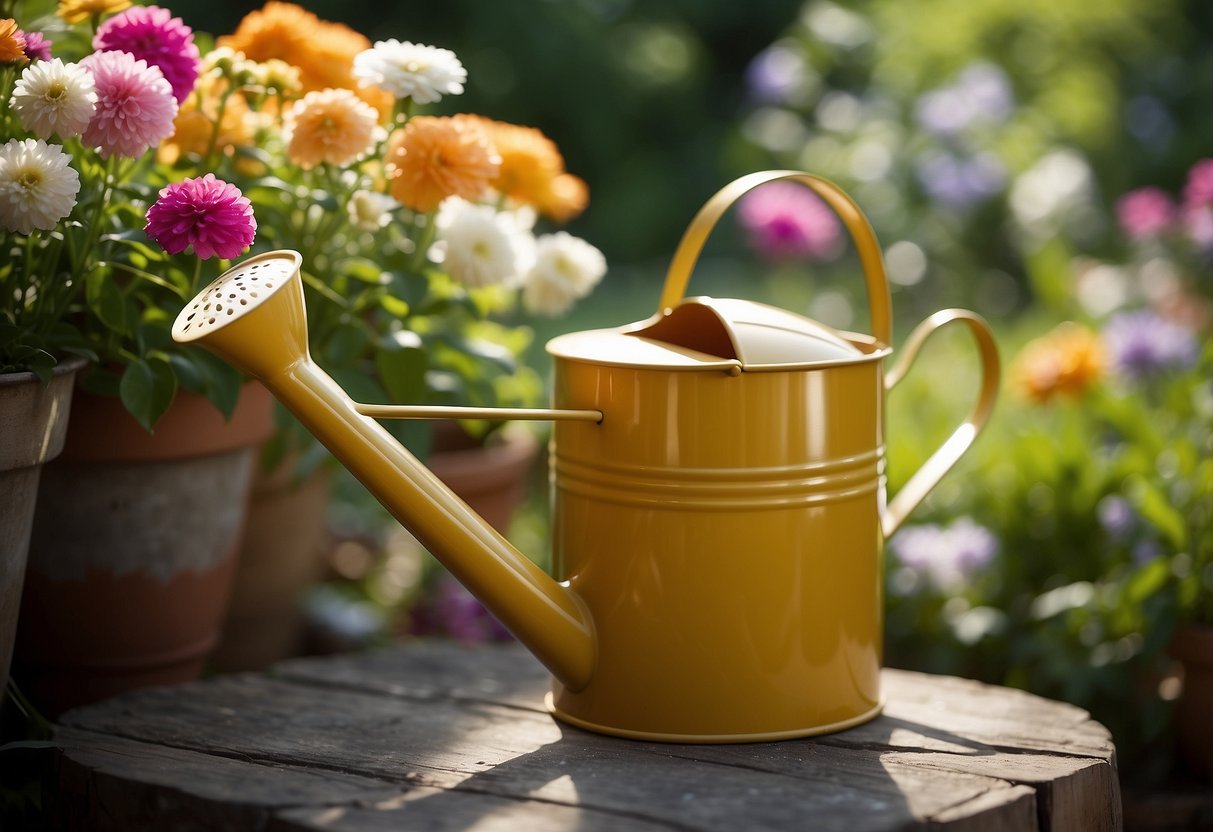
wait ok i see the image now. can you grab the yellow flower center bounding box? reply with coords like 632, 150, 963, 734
45, 80, 67, 102
17, 169, 44, 191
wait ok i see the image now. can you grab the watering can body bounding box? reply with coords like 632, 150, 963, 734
173, 171, 999, 743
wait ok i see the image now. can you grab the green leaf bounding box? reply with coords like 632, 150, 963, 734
119, 358, 178, 431
85, 269, 130, 335
375, 341, 428, 405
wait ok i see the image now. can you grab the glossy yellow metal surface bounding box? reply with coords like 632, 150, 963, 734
171, 170, 1000, 743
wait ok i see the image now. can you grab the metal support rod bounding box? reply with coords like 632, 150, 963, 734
353, 403, 603, 423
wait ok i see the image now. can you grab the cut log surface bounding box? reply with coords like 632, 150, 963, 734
44, 641, 1121, 831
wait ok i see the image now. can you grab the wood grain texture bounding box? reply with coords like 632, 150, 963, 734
42, 640, 1121, 831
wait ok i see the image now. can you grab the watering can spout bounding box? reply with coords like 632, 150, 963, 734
172, 251, 596, 691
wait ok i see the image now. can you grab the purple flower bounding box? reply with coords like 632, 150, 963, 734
1097, 495, 1134, 540
916, 150, 1006, 209
93, 5, 200, 104
737, 182, 841, 260
411, 574, 512, 644
145, 174, 257, 260
18, 30, 51, 62
744, 45, 808, 105
891, 517, 999, 593
1102, 309, 1198, 379
914, 62, 1013, 136
1115, 187, 1176, 240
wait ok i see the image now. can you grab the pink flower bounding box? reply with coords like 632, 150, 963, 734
145, 174, 257, 260
1115, 187, 1176, 240
80, 50, 177, 158
737, 182, 841, 260
93, 6, 199, 104
1182, 158, 1213, 208
18, 29, 51, 62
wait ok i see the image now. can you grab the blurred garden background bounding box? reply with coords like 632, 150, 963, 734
150, 0, 1213, 787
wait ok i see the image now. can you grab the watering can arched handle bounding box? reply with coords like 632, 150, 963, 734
659, 170, 893, 346
882, 309, 1000, 538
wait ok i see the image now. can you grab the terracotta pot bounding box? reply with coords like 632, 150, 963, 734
1171, 624, 1213, 781
0, 357, 86, 694
13, 382, 274, 717
427, 423, 540, 534
208, 457, 333, 672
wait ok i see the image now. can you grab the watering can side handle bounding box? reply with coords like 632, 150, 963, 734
881, 309, 1000, 539
659, 170, 893, 346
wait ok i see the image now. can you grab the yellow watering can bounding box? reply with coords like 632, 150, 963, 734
173, 170, 999, 743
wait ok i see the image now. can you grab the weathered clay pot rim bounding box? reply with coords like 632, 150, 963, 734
0, 355, 89, 388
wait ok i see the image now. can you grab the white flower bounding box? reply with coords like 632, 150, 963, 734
521, 232, 606, 316
347, 190, 399, 232
0, 139, 81, 235
432, 197, 530, 288
9, 59, 97, 140
354, 40, 466, 103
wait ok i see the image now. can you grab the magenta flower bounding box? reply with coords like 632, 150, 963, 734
1115, 187, 1176, 240
93, 6, 200, 104
80, 50, 177, 158
18, 30, 51, 62
737, 182, 841, 260
145, 174, 257, 260
1182, 158, 1213, 208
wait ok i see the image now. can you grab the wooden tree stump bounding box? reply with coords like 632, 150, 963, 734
39, 641, 1120, 830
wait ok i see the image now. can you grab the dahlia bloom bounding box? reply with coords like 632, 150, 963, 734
285, 88, 381, 170
354, 39, 465, 103
0, 138, 81, 235
1011, 321, 1105, 403
890, 517, 998, 593
1102, 309, 1198, 380
386, 116, 500, 213
432, 197, 531, 288
522, 231, 606, 316
20, 30, 52, 62
56, 0, 131, 25
1115, 187, 1175, 240
0, 18, 26, 65
80, 50, 177, 158
145, 174, 257, 260
10, 59, 98, 140
93, 5, 200, 104
737, 181, 842, 259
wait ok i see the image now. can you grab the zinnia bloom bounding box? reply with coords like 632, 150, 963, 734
10, 59, 97, 140
0, 138, 81, 235
386, 116, 499, 213
219, 2, 391, 116
737, 181, 841, 260
1012, 321, 1105, 403
285, 88, 381, 170
353, 40, 465, 103
1115, 187, 1175, 240
0, 19, 27, 65
93, 5, 200, 104
539, 172, 589, 223
145, 174, 257, 260
80, 50, 177, 158
20, 30, 52, 62
432, 197, 531, 288
56, 0, 131, 25
522, 231, 607, 316
1102, 309, 1198, 380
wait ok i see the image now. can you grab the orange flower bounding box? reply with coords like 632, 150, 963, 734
386, 115, 500, 213
0, 19, 28, 65
467, 116, 588, 222
219, 2, 391, 117
285, 88, 380, 170
56, 0, 131, 25
159, 84, 253, 165
1012, 322, 1105, 404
